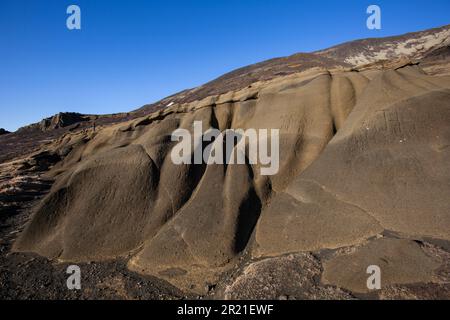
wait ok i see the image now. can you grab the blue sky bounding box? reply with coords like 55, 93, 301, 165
1, 0, 449, 131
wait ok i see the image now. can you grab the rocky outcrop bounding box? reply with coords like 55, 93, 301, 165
9, 24, 450, 298
316, 24, 450, 66
14, 65, 450, 295
0, 128, 10, 135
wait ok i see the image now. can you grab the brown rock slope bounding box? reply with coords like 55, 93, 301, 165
13, 64, 450, 295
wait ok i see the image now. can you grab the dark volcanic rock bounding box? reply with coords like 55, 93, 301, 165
0, 128, 10, 135
422, 46, 450, 63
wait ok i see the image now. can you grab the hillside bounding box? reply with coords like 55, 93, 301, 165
1, 24, 450, 299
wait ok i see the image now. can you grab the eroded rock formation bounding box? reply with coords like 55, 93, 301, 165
5, 24, 450, 298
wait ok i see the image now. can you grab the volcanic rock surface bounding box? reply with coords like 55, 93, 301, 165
2, 24, 450, 299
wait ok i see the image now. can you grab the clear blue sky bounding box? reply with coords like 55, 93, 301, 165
1, 0, 449, 131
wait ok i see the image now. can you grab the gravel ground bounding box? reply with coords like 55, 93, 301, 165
0, 175, 191, 300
